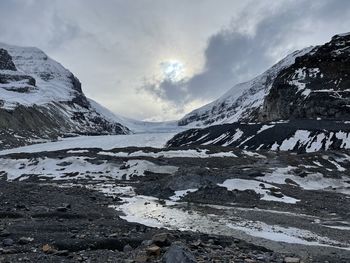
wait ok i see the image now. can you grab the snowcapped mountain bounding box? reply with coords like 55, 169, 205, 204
89, 98, 184, 134
0, 43, 130, 149
169, 33, 350, 152
178, 47, 314, 127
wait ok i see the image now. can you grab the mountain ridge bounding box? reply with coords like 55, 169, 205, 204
0, 42, 131, 149
169, 33, 350, 152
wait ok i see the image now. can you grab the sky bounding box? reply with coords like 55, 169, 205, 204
1, 0, 350, 121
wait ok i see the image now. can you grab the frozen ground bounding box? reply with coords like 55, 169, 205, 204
0, 133, 177, 155
1, 145, 349, 261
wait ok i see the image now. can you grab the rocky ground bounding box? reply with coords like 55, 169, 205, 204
0, 181, 291, 263
0, 146, 349, 262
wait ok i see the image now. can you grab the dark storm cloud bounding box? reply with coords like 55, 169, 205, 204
142, 0, 350, 108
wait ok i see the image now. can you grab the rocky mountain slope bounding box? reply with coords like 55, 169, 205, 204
170, 33, 350, 151
178, 47, 314, 127
0, 43, 130, 149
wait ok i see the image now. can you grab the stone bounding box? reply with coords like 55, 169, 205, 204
0, 230, 10, 237
18, 237, 34, 245
284, 257, 301, 263
42, 244, 56, 254
152, 233, 170, 247
285, 178, 299, 186
141, 240, 153, 247
123, 244, 133, 253
53, 250, 69, 256
56, 207, 68, 212
146, 245, 161, 256
135, 255, 148, 263
162, 244, 196, 263
2, 238, 14, 247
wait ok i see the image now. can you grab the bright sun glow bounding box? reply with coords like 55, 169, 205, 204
160, 60, 185, 82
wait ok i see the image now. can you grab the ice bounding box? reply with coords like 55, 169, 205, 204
279, 130, 311, 151
89, 98, 183, 134
66, 150, 90, 154
99, 149, 238, 158
218, 179, 299, 204
242, 150, 266, 158
323, 156, 346, 172
259, 167, 350, 195
0, 157, 178, 181
116, 195, 349, 250
222, 129, 243, 146
227, 221, 349, 249
0, 133, 177, 155
257, 125, 275, 134
169, 188, 198, 201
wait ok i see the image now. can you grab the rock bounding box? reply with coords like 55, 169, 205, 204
42, 244, 56, 254
62, 203, 71, 209
162, 244, 196, 263
269, 191, 284, 198
0, 230, 10, 237
53, 250, 69, 256
285, 178, 299, 186
152, 233, 170, 247
123, 244, 133, 253
0, 248, 17, 254
120, 163, 130, 170
284, 257, 301, 263
18, 237, 34, 245
2, 238, 14, 246
15, 204, 27, 209
135, 255, 149, 263
56, 207, 68, 212
141, 240, 153, 247
146, 245, 161, 256
56, 161, 73, 167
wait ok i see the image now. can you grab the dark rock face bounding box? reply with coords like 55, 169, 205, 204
167, 120, 350, 152
0, 48, 36, 92
0, 49, 16, 71
259, 34, 350, 121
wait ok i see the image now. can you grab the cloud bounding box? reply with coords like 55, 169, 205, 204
141, 0, 350, 115
0, 0, 350, 121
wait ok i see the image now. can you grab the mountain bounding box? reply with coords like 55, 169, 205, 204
0, 43, 130, 149
169, 33, 350, 152
178, 47, 314, 127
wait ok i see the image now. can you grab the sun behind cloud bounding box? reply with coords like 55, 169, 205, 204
160, 60, 186, 82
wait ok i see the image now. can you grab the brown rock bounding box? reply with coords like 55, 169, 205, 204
146, 245, 161, 256
135, 255, 148, 263
152, 232, 170, 246
42, 244, 56, 254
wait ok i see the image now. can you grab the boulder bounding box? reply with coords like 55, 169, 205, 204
162, 244, 196, 263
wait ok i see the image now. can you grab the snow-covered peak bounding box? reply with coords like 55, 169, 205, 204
0, 42, 78, 110
0, 42, 132, 149
89, 98, 185, 134
334, 32, 350, 37
179, 46, 315, 127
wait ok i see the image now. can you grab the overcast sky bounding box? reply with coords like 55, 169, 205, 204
1, 0, 350, 121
